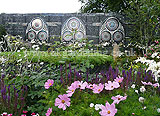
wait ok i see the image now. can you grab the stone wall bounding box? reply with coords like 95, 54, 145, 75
0, 13, 130, 44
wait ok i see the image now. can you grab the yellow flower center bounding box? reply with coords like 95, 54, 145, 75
118, 98, 121, 100
98, 89, 101, 92
72, 89, 74, 92
49, 83, 52, 86
107, 110, 111, 114
61, 100, 65, 103
111, 86, 113, 88
118, 80, 121, 82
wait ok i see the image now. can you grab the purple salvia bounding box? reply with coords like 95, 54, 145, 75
136, 71, 141, 85
73, 68, 76, 81
86, 71, 88, 82
60, 65, 63, 72
69, 63, 72, 74
7, 95, 10, 109
14, 93, 18, 115
1, 73, 5, 78
68, 72, 72, 85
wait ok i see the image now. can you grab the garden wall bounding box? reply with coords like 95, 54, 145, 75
0, 13, 131, 44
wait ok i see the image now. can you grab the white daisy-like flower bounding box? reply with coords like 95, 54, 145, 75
139, 97, 145, 103
135, 90, 138, 94
35, 47, 40, 51
28, 64, 32, 68
140, 86, 146, 93
89, 103, 94, 108
131, 84, 136, 89
95, 104, 102, 111
17, 50, 20, 52
157, 108, 160, 113
40, 62, 44, 65
17, 59, 22, 62
20, 47, 25, 50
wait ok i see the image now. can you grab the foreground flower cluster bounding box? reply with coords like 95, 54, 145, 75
44, 76, 127, 116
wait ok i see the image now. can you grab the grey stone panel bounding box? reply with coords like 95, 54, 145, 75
48, 15, 62, 22
13, 15, 26, 23
25, 14, 49, 23
49, 26, 61, 37
86, 25, 99, 36
5, 24, 14, 34
86, 14, 100, 25
13, 25, 25, 36
2, 14, 14, 23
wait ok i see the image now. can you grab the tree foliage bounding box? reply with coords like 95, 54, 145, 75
79, 0, 131, 13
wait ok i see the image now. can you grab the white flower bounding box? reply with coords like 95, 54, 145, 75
142, 106, 146, 110
31, 40, 36, 43
0, 57, 6, 64
90, 103, 94, 108
28, 64, 32, 68
131, 84, 136, 89
20, 47, 25, 50
151, 52, 159, 58
35, 47, 40, 51
95, 104, 102, 111
135, 57, 147, 64
32, 45, 39, 49
17, 59, 22, 62
17, 50, 20, 52
139, 97, 145, 103
135, 90, 138, 94
24, 55, 27, 58
18, 54, 21, 57
140, 86, 146, 93
40, 62, 44, 65
157, 108, 160, 113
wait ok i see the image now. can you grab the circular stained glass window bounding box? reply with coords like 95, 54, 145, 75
113, 31, 123, 42
31, 18, 43, 31
101, 31, 111, 42
67, 18, 80, 30
75, 31, 84, 40
27, 31, 36, 40
63, 31, 73, 41
37, 31, 47, 41
106, 18, 119, 31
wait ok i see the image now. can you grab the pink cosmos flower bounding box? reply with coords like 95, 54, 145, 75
44, 79, 54, 89
55, 94, 71, 110
152, 83, 159, 88
45, 108, 52, 116
78, 81, 88, 90
105, 81, 120, 90
21, 115, 26, 116
7, 114, 13, 116
66, 82, 78, 97
99, 102, 117, 116
111, 95, 127, 104
22, 111, 28, 114
155, 40, 159, 44
114, 77, 124, 83
93, 83, 104, 94
141, 81, 152, 86
31, 113, 36, 115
